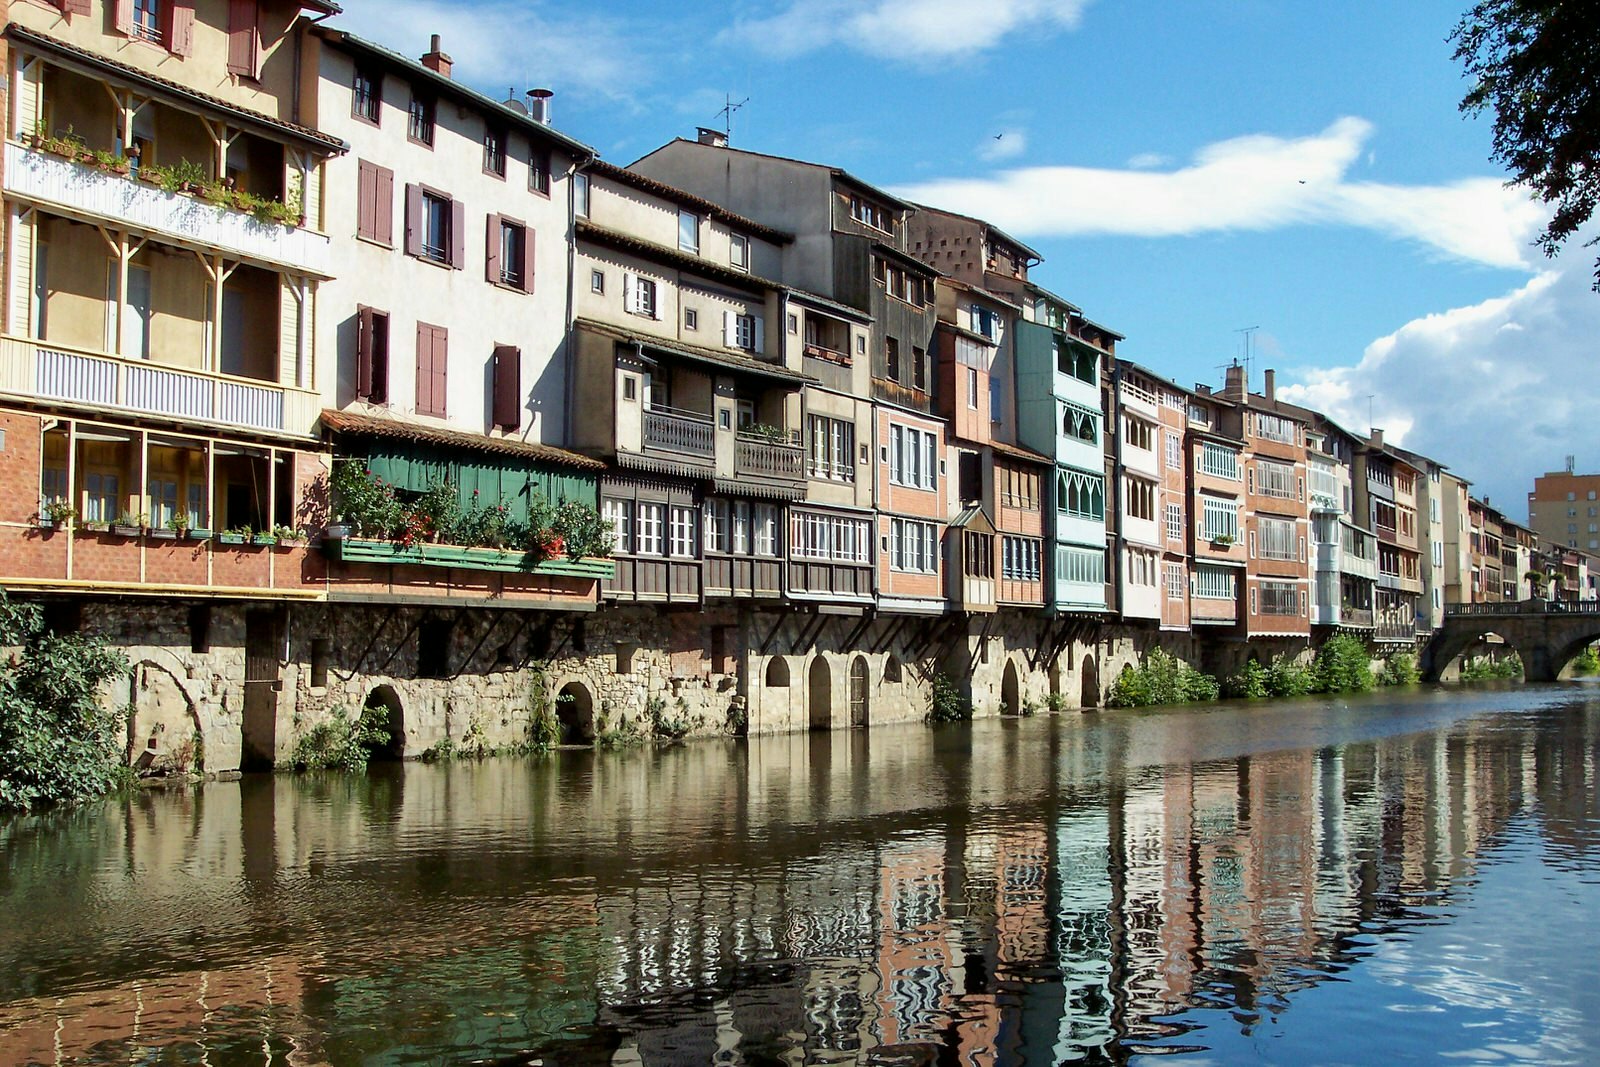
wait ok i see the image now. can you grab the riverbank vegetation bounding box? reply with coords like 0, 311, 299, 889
927, 673, 972, 722
1110, 635, 1398, 710
1108, 648, 1221, 707
0, 596, 131, 811
1459, 652, 1524, 681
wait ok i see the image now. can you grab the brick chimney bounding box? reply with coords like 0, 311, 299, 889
1263, 368, 1276, 401
1223, 361, 1246, 401
697, 127, 729, 148
421, 34, 452, 78
1370, 428, 1384, 450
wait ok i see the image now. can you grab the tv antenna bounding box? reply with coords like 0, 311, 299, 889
714, 94, 749, 142
1232, 326, 1259, 389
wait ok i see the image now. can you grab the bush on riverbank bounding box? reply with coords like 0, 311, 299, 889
1573, 645, 1599, 675
927, 673, 972, 722
0, 595, 131, 811
1378, 652, 1420, 686
1314, 634, 1375, 693
1107, 648, 1221, 708
1225, 655, 1315, 699
1460, 652, 1523, 680
288, 702, 391, 772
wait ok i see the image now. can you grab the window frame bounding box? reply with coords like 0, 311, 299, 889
483, 125, 506, 178
407, 92, 435, 148
352, 63, 382, 125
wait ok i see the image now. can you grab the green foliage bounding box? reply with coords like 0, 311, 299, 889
0, 596, 132, 811
288, 702, 391, 773
1378, 652, 1420, 687
1573, 645, 1600, 675
1313, 634, 1374, 693
926, 673, 972, 723
647, 695, 692, 739
553, 498, 615, 559
332, 460, 405, 538
1108, 647, 1220, 707
1264, 656, 1314, 697
1045, 691, 1070, 714
1452, 2, 1600, 288
1460, 651, 1523, 680
1226, 659, 1270, 699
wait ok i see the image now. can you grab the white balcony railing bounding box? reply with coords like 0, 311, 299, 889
4, 142, 331, 275
0, 335, 319, 437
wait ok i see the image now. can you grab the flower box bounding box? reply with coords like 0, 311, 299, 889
217, 532, 247, 545
111, 524, 142, 538
252, 534, 278, 546
322, 537, 615, 579
147, 527, 177, 541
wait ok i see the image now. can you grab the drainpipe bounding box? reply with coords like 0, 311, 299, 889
1109, 359, 1125, 623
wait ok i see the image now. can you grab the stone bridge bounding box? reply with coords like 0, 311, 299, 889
1422, 601, 1600, 682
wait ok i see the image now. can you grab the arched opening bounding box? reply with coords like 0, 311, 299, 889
1002, 660, 1021, 717
765, 656, 791, 688
884, 655, 903, 683
365, 685, 405, 760
1453, 631, 1524, 682
556, 681, 596, 745
849, 656, 870, 728
1080, 654, 1099, 709
809, 656, 831, 731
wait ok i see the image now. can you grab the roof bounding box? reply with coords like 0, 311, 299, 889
872, 240, 940, 277
1022, 281, 1083, 314
949, 504, 995, 533
633, 138, 918, 214
907, 202, 1044, 262
8, 25, 345, 154
586, 160, 791, 243
937, 320, 997, 347
989, 439, 1053, 466
313, 27, 594, 160
785, 287, 872, 323
938, 276, 1024, 312
576, 219, 782, 293
574, 318, 815, 385
319, 409, 605, 471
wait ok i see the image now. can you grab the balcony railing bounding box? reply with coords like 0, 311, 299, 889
871, 376, 932, 414
643, 405, 714, 458
4, 142, 330, 275
1342, 607, 1375, 629
802, 342, 850, 366
0, 335, 318, 437
735, 433, 805, 481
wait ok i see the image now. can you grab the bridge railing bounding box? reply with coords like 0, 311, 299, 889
1444, 599, 1600, 617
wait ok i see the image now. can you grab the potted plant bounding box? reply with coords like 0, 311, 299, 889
269, 524, 305, 545
1211, 533, 1236, 548
37, 498, 77, 531
112, 512, 144, 538
91, 148, 130, 176
218, 525, 252, 545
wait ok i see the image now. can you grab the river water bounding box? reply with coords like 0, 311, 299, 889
3, 685, 1599, 1065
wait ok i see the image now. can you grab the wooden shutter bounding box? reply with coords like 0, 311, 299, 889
492, 345, 520, 429
753, 313, 765, 354
64, 0, 93, 16
356, 306, 374, 398
521, 227, 536, 293
622, 273, 635, 314
403, 184, 423, 258
113, 0, 134, 35
357, 161, 378, 241
722, 311, 735, 348
449, 198, 465, 269
415, 323, 447, 417
228, 0, 260, 78
165, 1, 195, 55
373, 165, 394, 246
485, 214, 501, 284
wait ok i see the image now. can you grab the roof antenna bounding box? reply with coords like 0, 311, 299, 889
1234, 326, 1259, 388
714, 93, 749, 143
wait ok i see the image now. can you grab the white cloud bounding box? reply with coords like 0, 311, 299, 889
722, 0, 1091, 60
1127, 151, 1170, 169
893, 117, 1548, 269
1279, 236, 1600, 509
328, 0, 644, 102
980, 129, 1027, 162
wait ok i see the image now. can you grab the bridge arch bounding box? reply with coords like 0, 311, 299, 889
1424, 603, 1600, 682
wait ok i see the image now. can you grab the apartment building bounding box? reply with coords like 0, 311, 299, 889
1185, 387, 1246, 633
1441, 470, 1472, 604
1108, 361, 1192, 632
1527, 465, 1600, 553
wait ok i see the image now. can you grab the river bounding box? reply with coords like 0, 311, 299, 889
2, 684, 1599, 1065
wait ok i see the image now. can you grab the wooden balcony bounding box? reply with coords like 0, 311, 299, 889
871, 376, 932, 414
0, 335, 319, 438
735, 432, 804, 482
643, 406, 714, 458
4, 142, 330, 275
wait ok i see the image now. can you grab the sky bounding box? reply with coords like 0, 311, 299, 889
328, 0, 1600, 514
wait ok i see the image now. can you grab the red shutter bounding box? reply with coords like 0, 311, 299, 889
227, 0, 259, 77
449, 198, 465, 269
521, 227, 536, 293
403, 183, 424, 258
113, 0, 134, 35
357, 161, 377, 241
492, 345, 520, 429
64, 0, 92, 16
356, 306, 374, 398
485, 214, 500, 284
415, 323, 432, 415
374, 165, 394, 246
165, 1, 195, 55
431, 327, 448, 416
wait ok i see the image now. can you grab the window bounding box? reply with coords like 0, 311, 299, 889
1058, 545, 1105, 586
352, 65, 381, 124
636, 502, 664, 555
754, 504, 778, 556
1165, 502, 1182, 540
590, 269, 604, 294
1258, 516, 1296, 560
791, 512, 871, 563
356, 306, 390, 404
529, 149, 550, 195
405, 185, 462, 267
1166, 563, 1184, 599
849, 194, 891, 232
356, 160, 394, 245
1000, 466, 1040, 510
969, 533, 995, 580
422, 192, 449, 262
1126, 478, 1155, 521
684, 308, 698, 330
1255, 413, 1295, 443
133, 0, 162, 43
1256, 459, 1296, 499
808, 414, 855, 481
1125, 417, 1154, 452
1200, 495, 1238, 542
989, 377, 1002, 423
408, 93, 435, 146
602, 499, 631, 553
491, 344, 520, 430
730, 233, 749, 271
1259, 580, 1299, 615
1001, 536, 1042, 582
912, 346, 927, 391
1200, 442, 1239, 479
966, 367, 979, 409
1126, 547, 1158, 586
490, 217, 532, 290
573, 173, 590, 217
480, 126, 506, 177
1165, 432, 1181, 470
886, 337, 900, 380
83, 471, 119, 524
1060, 469, 1105, 521
1193, 566, 1236, 599
625, 275, 659, 319
890, 519, 939, 574
972, 305, 997, 338
147, 476, 178, 531
733, 313, 756, 351
1062, 404, 1098, 445
414, 322, 447, 416
678, 210, 700, 253
888, 424, 938, 490
669, 505, 697, 557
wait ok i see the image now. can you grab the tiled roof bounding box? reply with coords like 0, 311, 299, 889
319, 409, 605, 471
575, 318, 814, 385
587, 160, 792, 243
577, 219, 783, 293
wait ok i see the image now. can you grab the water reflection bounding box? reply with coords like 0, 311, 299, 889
1, 688, 1598, 1065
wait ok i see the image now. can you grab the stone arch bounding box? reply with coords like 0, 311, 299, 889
765, 656, 791, 688
809, 656, 831, 731
849, 655, 870, 728
1550, 632, 1600, 679
1424, 622, 1525, 682
128, 661, 202, 776
556, 680, 596, 745
883, 655, 903, 683
1080, 654, 1099, 709
365, 685, 405, 760
1002, 659, 1021, 716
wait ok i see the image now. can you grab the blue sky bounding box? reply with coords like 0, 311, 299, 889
332, 0, 1599, 512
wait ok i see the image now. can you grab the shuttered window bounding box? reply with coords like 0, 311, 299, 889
491, 344, 520, 429
162, 1, 195, 55
356, 160, 394, 245
356, 307, 390, 404
415, 322, 447, 417
227, 0, 260, 78
485, 215, 535, 292
405, 185, 464, 267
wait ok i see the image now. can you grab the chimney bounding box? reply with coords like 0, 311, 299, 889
527, 88, 553, 125
697, 126, 729, 148
1263, 368, 1276, 401
1223, 361, 1246, 401
1370, 428, 1384, 450
421, 34, 452, 79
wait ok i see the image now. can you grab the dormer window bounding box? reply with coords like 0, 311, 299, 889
850, 194, 891, 233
